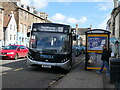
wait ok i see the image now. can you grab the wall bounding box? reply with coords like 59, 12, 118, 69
17, 8, 45, 46
115, 14, 120, 38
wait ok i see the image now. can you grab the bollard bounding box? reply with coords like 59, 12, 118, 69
114, 82, 120, 90
110, 58, 120, 83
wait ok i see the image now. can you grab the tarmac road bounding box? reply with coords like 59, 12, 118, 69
1, 58, 65, 89
1, 54, 84, 89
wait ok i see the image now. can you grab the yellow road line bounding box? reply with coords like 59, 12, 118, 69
14, 68, 24, 71
87, 67, 106, 70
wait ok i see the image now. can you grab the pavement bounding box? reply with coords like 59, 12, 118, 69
51, 56, 115, 89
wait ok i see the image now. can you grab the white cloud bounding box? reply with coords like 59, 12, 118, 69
50, 13, 88, 25
79, 16, 87, 24
20, 0, 48, 9
57, 0, 73, 2
51, 13, 66, 21
97, 14, 111, 29
66, 16, 87, 24
31, 0, 48, 10
97, 3, 113, 11
21, 0, 31, 6
20, 0, 113, 10
67, 18, 78, 24
51, 0, 112, 2
87, 0, 112, 2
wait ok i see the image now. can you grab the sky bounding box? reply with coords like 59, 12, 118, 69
20, 0, 115, 29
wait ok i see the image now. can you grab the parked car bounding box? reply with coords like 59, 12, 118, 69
0, 45, 28, 60
72, 45, 81, 56
78, 46, 86, 53
0, 46, 5, 50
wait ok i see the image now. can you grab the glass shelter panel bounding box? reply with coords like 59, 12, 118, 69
85, 29, 110, 70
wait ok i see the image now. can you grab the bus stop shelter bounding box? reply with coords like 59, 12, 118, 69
85, 29, 111, 70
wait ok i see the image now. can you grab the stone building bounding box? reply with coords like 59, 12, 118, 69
107, 0, 120, 57
75, 24, 90, 46
0, 3, 4, 47
110, 0, 120, 39
2, 2, 51, 46
3, 12, 17, 46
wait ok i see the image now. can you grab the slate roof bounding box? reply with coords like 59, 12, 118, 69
3, 15, 11, 28
77, 28, 90, 35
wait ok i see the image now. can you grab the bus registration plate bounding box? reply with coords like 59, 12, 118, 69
42, 65, 51, 68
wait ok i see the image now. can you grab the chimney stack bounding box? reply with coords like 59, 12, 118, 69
113, 0, 118, 8
76, 24, 78, 34
0, 2, 3, 9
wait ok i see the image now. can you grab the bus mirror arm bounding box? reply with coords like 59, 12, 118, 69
32, 44, 36, 48
27, 32, 30, 37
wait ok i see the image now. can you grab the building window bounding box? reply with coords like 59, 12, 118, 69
23, 11, 24, 19
22, 38, 24, 42
31, 15, 33, 23
33, 17, 34, 22
19, 37, 21, 41
19, 37, 21, 44
26, 13, 27, 20
22, 24, 24, 33
20, 10, 22, 20
25, 12, 26, 20
10, 34, 12, 40
10, 24, 12, 30
28, 14, 29, 21
14, 35, 16, 40
25, 38, 27, 43
36, 18, 37, 22
24, 24, 26, 34
14, 25, 15, 31
20, 23, 22, 32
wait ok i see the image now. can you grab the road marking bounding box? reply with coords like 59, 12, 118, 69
50, 81, 56, 85
14, 68, 24, 71
1, 66, 13, 72
87, 67, 106, 70
60, 74, 65, 77
0, 59, 25, 65
0, 72, 7, 75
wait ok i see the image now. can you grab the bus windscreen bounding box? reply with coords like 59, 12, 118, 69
30, 32, 70, 54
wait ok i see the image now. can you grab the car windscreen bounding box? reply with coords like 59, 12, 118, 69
30, 32, 71, 54
3, 46, 18, 50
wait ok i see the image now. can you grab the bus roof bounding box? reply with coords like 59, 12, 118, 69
33, 23, 70, 27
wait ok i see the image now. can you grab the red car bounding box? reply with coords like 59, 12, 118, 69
0, 45, 28, 60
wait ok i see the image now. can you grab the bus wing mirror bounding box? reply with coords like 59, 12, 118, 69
27, 32, 30, 37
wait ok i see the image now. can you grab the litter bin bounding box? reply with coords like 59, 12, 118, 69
110, 58, 120, 83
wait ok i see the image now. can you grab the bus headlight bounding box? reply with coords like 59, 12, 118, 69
61, 58, 68, 63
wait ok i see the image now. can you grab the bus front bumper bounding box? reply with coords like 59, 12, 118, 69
27, 57, 70, 70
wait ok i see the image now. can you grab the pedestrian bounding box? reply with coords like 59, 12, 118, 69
97, 44, 110, 76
